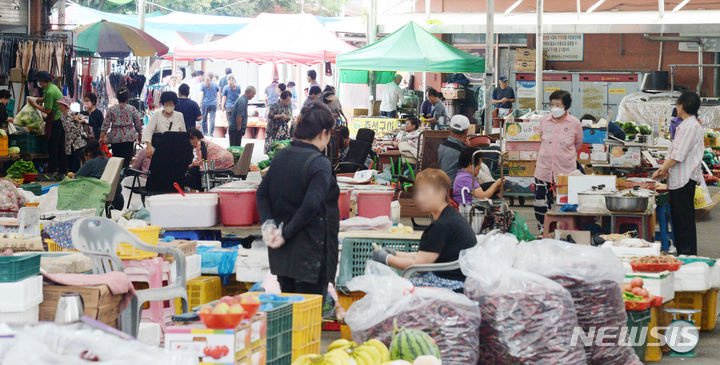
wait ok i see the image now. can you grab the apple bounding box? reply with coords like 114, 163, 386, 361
229, 304, 245, 314
630, 277, 644, 288
241, 295, 260, 304
220, 296, 234, 305
621, 283, 632, 292
199, 305, 214, 314
632, 287, 644, 297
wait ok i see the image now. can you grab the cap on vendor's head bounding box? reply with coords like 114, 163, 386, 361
498, 75, 508, 82
450, 114, 470, 133
57, 96, 72, 108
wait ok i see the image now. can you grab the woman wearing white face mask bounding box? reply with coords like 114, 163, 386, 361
99, 88, 143, 168
533, 90, 583, 234
142, 91, 187, 158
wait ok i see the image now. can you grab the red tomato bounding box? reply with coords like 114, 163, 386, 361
631, 277, 644, 288
632, 287, 644, 296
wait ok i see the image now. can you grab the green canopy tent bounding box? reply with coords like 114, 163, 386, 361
337, 21, 485, 83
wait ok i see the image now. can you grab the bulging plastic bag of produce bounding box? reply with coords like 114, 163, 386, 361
14, 99, 45, 135
515, 239, 641, 365
345, 261, 481, 365
460, 233, 588, 364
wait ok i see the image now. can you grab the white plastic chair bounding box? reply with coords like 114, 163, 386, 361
70, 217, 189, 337
100, 157, 124, 217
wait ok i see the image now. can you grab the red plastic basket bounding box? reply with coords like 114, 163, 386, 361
199, 313, 245, 329
629, 262, 682, 272
625, 299, 652, 311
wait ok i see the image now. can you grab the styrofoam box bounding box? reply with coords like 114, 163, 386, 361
625, 271, 675, 303
0, 305, 39, 323
606, 242, 661, 258
0, 275, 43, 312
712, 263, 720, 289
196, 241, 221, 248
171, 254, 202, 282
675, 262, 712, 292
147, 194, 218, 228
138, 322, 162, 347
235, 248, 269, 283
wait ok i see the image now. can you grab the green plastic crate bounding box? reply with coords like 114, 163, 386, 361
9, 134, 47, 154
262, 301, 293, 365
626, 309, 652, 360
336, 238, 420, 292
0, 254, 40, 282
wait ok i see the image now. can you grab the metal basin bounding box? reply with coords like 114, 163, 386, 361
605, 195, 649, 212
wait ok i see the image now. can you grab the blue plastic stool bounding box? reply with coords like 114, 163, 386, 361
655, 204, 674, 251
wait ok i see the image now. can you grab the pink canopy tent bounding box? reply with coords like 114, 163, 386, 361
171, 13, 355, 64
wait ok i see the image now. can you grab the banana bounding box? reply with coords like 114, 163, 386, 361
364, 339, 390, 362
328, 339, 352, 352
293, 354, 320, 365
355, 345, 381, 364
352, 349, 375, 365
326, 349, 351, 363
323, 356, 345, 365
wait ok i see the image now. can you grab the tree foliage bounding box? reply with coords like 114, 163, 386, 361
75, 0, 348, 17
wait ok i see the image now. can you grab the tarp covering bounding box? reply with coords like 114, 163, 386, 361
337, 21, 485, 73
172, 13, 356, 64
339, 70, 397, 84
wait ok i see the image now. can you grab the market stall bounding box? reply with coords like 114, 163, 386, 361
336, 21, 485, 133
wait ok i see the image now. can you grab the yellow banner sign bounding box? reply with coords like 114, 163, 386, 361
545, 87, 560, 93
609, 89, 626, 94
349, 117, 398, 136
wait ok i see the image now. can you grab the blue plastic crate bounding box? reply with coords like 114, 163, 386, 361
583, 128, 607, 144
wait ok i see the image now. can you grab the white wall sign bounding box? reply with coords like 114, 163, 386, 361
543, 34, 584, 61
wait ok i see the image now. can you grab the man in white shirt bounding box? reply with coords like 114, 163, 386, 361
189, 70, 204, 106
379, 74, 404, 118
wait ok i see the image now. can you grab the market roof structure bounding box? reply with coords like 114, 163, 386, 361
171, 13, 356, 64
336, 21, 485, 74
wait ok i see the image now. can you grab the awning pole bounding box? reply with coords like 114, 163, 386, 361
484, 0, 495, 134
535, 0, 544, 111
368, 0, 378, 115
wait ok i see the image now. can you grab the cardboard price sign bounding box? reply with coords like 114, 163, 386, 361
349, 117, 398, 136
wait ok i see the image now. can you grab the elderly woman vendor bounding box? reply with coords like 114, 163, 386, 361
371, 168, 476, 290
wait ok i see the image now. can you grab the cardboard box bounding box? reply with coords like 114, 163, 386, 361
504, 161, 536, 177
608, 145, 642, 167
515, 48, 537, 61
40, 285, 123, 327
507, 151, 520, 161
515, 60, 537, 72
504, 176, 534, 194
250, 312, 267, 349
506, 141, 541, 151
504, 121, 541, 141
519, 151, 538, 160
441, 88, 466, 100
250, 344, 266, 365
555, 230, 592, 245
352, 108, 368, 117
166, 322, 252, 364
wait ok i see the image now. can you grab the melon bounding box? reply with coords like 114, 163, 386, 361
389, 320, 441, 362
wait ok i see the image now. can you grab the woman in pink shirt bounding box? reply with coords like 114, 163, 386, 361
533, 90, 583, 233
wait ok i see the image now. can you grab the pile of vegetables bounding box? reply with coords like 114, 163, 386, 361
6, 160, 36, 179
620, 121, 639, 135
638, 124, 652, 135
706, 131, 719, 139
257, 139, 291, 170
622, 277, 650, 300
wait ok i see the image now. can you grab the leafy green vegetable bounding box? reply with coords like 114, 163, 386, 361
638, 125, 652, 135
706, 131, 719, 138
623, 291, 645, 301
6, 160, 36, 179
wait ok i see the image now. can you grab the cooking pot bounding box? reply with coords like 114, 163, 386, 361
577, 185, 615, 213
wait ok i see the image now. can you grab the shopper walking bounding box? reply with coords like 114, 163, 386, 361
99, 88, 143, 168
221, 75, 241, 127
81, 93, 103, 140
533, 90, 583, 233
652, 91, 708, 255
56, 97, 88, 173
201, 75, 220, 136
28, 71, 64, 180
265, 91, 292, 153
175, 83, 202, 131
218, 67, 232, 92
230, 86, 255, 147
257, 102, 339, 298
142, 91, 187, 158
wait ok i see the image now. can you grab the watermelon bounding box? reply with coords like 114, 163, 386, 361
389, 320, 441, 362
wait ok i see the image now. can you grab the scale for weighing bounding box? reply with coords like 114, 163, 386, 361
664, 308, 701, 357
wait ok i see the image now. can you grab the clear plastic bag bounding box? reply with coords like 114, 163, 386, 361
14, 100, 44, 134
515, 239, 641, 365
460, 233, 588, 364
345, 261, 481, 365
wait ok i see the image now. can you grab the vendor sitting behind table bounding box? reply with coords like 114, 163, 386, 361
393, 117, 421, 163
581, 113, 625, 140
453, 147, 505, 205
372, 168, 476, 290
75, 139, 124, 209
185, 128, 234, 191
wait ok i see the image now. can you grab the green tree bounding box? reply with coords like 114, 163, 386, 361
75, 0, 348, 17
